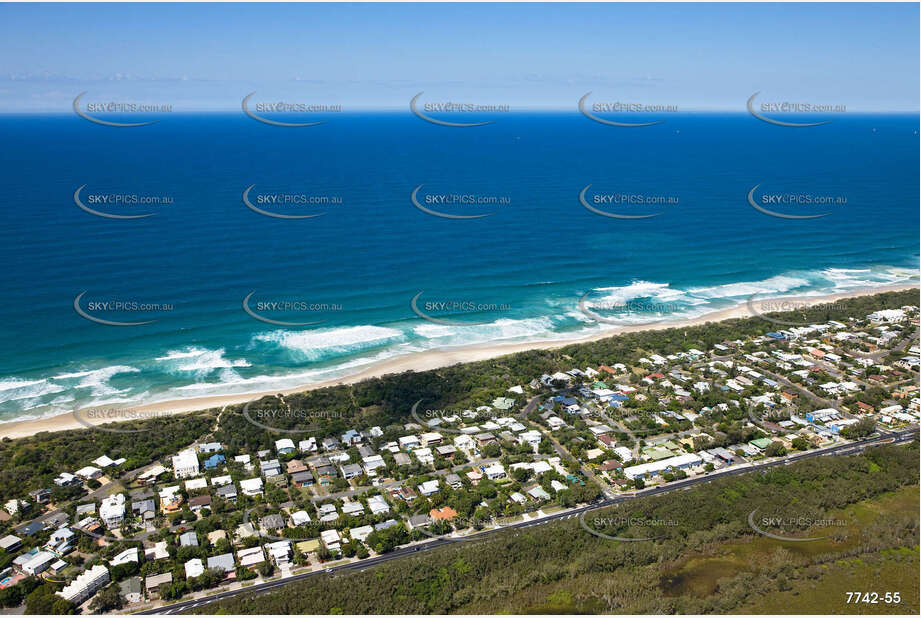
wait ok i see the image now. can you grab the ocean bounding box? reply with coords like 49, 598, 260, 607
0, 111, 917, 423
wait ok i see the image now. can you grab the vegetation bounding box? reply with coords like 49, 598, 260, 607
195, 443, 919, 614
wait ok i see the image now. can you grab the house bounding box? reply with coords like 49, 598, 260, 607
299, 437, 318, 453
216, 483, 238, 502
99, 493, 126, 529
136, 464, 167, 485
291, 471, 314, 487
362, 454, 386, 474
57, 564, 109, 605
430, 506, 457, 521
528, 486, 551, 501
237, 546, 265, 568
199, 442, 222, 454
341, 463, 363, 480
417, 480, 440, 496
15, 550, 56, 575
179, 531, 199, 547
204, 454, 226, 470
189, 495, 212, 512
367, 495, 390, 515
624, 453, 703, 480
420, 432, 443, 446
483, 463, 506, 480
286, 459, 308, 474
0, 534, 22, 552
240, 477, 264, 496
260, 514, 285, 531
75, 466, 103, 480
144, 541, 169, 561
29, 488, 51, 505
172, 450, 200, 479
45, 527, 75, 554
475, 432, 497, 445
54, 472, 79, 487
290, 510, 312, 526
413, 447, 434, 465
235, 522, 258, 540
15, 521, 44, 537
119, 577, 143, 604
185, 558, 204, 579
265, 540, 292, 568
398, 435, 421, 450
444, 473, 463, 490
350, 525, 374, 542
320, 529, 341, 552
260, 459, 282, 477
145, 573, 173, 598
207, 553, 236, 579
407, 514, 432, 530
159, 486, 183, 514
341, 500, 364, 516
184, 477, 208, 491
393, 452, 412, 466
275, 438, 296, 454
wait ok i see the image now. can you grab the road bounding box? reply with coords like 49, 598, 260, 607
140, 426, 918, 615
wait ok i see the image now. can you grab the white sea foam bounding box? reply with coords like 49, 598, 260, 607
686, 274, 811, 299
254, 325, 405, 362
0, 377, 65, 404
155, 347, 251, 375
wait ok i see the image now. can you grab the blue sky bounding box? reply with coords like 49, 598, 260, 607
1, 2, 918, 112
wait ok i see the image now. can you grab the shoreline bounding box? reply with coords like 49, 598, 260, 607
1, 283, 917, 440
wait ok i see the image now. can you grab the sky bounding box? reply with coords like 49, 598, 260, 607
0, 2, 918, 112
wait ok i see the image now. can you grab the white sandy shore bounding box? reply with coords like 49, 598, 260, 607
1, 283, 917, 440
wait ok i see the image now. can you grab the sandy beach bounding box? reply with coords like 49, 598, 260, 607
1, 283, 916, 440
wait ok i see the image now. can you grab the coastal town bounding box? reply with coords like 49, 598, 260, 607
0, 304, 918, 614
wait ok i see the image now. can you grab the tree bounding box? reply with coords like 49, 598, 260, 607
764, 441, 787, 457
89, 583, 124, 613
842, 417, 877, 440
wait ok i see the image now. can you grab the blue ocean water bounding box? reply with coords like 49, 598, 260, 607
0, 112, 917, 422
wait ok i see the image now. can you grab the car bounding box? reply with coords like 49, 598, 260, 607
325, 568, 332, 573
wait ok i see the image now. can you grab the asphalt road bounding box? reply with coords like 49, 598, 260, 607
140, 426, 918, 615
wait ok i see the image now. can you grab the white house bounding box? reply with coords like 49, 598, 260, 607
172, 450, 200, 479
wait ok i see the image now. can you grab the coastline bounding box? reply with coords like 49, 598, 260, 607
1, 283, 916, 440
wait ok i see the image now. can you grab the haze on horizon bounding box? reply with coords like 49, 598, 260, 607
0, 2, 918, 113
